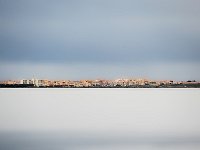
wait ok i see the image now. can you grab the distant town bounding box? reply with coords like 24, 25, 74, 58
0, 78, 200, 88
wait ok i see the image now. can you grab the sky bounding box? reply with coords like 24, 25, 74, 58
0, 0, 200, 80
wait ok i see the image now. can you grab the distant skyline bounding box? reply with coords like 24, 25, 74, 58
0, 0, 200, 80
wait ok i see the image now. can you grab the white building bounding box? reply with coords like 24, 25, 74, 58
20, 78, 39, 87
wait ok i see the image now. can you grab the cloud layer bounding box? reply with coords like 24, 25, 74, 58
0, 0, 200, 79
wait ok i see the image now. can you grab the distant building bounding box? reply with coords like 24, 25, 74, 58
20, 78, 39, 87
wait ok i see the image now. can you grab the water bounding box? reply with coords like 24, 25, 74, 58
0, 89, 200, 150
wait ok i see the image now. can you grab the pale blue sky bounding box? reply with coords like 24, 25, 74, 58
0, 0, 200, 80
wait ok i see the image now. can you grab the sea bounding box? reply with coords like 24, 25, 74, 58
0, 89, 200, 150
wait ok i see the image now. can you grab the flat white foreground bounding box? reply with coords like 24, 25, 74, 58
0, 89, 200, 150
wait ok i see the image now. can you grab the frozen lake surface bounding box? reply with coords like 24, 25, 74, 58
0, 89, 200, 150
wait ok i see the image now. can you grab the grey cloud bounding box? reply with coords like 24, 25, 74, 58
0, 0, 200, 79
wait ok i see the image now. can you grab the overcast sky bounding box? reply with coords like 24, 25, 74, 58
0, 0, 200, 80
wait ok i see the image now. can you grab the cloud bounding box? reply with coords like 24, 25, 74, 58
0, 0, 200, 79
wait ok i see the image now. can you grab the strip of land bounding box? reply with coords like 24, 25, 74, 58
0, 79, 199, 88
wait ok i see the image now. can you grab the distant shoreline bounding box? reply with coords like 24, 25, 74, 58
1, 84, 200, 88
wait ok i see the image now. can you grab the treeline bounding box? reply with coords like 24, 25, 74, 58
0, 83, 200, 88
0, 84, 34, 88
103, 84, 200, 88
